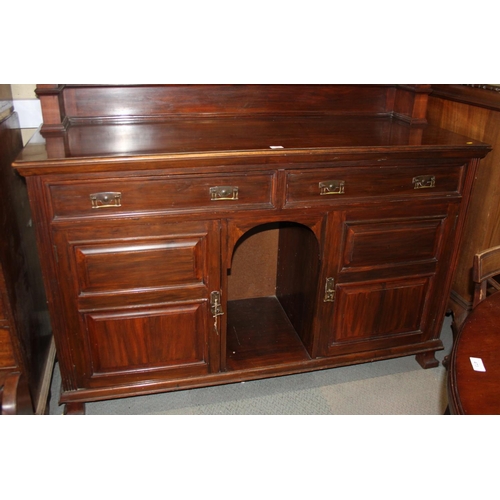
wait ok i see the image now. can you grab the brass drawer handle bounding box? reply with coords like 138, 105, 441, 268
90, 192, 122, 209
319, 180, 345, 195
210, 186, 239, 201
412, 175, 436, 189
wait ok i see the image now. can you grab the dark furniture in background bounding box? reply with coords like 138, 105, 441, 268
13, 84, 490, 414
471, 245, 500, 308
428, 85, 500, 332
0, 85, 53, 415
448, 245, 500, 414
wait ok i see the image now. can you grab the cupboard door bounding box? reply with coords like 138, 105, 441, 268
51, 218, 220, 390
319, 201, 460, 357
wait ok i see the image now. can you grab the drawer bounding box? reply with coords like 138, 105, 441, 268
284, 165, 464, 206
48, 172, 276, 218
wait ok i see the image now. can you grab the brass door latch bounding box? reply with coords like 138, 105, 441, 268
324, 277, 336, 302
210, 291, 224, 335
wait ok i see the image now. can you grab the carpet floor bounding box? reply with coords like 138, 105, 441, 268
48, 316, 453, 415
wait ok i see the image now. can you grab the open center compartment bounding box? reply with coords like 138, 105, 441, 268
226, 221, 321, 371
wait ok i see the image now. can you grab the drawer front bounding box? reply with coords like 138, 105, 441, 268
48, 172, 276, 218
285, 165, 463, 206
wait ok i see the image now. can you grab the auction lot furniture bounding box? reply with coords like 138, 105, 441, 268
1, 89, 53, 415
12, 85, 490, 414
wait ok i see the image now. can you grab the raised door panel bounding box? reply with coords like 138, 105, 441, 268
74, 237, 205, 295
83, 302, 210, 386
343, 219, 442, 268
50, 218, 220, 391
319, 200, 460, 357
328, 277, 430, 355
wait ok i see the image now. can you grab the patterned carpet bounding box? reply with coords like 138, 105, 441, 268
49, 316, 453, 415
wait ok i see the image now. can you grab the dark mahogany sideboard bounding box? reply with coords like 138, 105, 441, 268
12, 84, 491, 414
0, 88, 53, 414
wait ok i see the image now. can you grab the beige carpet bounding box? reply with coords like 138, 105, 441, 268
48, 316, 453, 415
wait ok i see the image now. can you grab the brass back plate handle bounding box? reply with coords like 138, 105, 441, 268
90, 192, 122, 209
412, 175, 436, 189
319, 180, 345, 195
210, 186, 239, 201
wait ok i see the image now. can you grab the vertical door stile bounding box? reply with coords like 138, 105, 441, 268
208, 218, 224, 374
315, 210, 345, 357
220, 217, 234, 373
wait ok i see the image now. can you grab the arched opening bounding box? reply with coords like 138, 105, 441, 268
226, 221, 320, 371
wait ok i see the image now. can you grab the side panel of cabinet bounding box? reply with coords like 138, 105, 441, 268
50, 217, 220, 391
318, 200, 460, 357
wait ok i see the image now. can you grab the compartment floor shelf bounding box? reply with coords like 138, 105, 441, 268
226, 296, 311, 371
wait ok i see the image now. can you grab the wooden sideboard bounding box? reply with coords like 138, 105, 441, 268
0, 88, 53, 415
12, 84, 490, 414
428, 84, 500, 331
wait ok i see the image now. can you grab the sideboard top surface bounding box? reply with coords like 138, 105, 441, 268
13, 84, 491, 175
13, 115, 490, 174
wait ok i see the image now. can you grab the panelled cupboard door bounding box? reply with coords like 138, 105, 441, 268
318, 200, 461, 357
50, 218, 221, 390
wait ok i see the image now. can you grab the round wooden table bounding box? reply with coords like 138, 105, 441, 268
448, 292, 500, 414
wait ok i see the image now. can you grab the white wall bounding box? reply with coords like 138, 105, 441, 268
10, 84, 42, 145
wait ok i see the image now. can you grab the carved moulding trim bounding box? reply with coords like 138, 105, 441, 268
431, 84, 500, 112
464, 84, 500, 92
